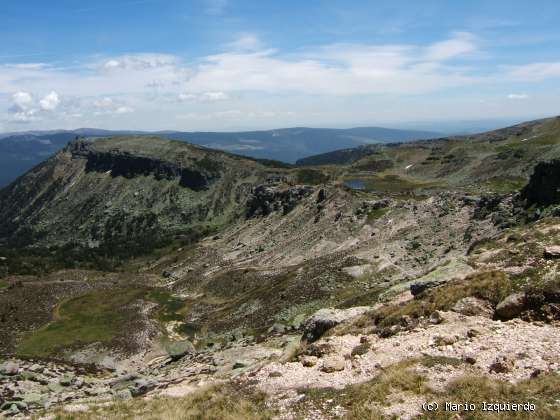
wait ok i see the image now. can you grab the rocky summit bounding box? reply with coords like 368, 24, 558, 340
1, 118, 560, 419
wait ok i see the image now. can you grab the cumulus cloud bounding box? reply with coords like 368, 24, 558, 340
39, 91, 60, 110
507, 93, 528, 99
12, 91, 34, 111
92, 97, 134, 115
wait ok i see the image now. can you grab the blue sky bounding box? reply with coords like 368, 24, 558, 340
1, 0, 559, 131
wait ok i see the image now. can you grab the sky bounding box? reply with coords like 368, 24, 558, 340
1, 0, 559, 132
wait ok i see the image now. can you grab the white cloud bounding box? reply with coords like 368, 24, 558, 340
12, 91, 34, 111
425, 32, 477, 61
10, 110, 38, 123
1, 32, 560, 131
115, 106, 134, 114
507, 93, 528, 99
178, 91, 229, 102
93, 97, 115, 109
227, 33, 262, 51
92, 97, 134, 115
39, 91, 60, 110
100, 54, 177, 72
506, 62, 560, 81
178, 93, 197, 102
201, 91, 229, 101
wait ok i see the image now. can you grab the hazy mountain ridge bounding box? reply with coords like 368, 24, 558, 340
0, 126, 439, 187
297, 116, 560, 189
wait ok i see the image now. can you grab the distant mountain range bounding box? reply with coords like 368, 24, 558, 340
0, 126, 439, 186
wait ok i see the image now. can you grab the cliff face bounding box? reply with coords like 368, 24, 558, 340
520, 159, 560, 206
0, 137, 274, 248
70, 140, 218, 191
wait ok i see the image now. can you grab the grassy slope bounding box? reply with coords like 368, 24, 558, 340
17, 288, 148, 357
47, 383, 274, 420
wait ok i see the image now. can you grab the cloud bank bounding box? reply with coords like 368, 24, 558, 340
1, 32, 559, 130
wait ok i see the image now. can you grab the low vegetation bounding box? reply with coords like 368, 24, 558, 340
48, 383, 274, 420
295, 168, 329, 185
298, 359, 560, 419
424, 372, 560, 419
298, 359, 429, 419
371, 271, 513, 328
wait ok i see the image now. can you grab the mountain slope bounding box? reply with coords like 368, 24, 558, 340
0, 136, 277, 251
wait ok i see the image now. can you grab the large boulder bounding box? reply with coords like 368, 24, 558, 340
495, 292, 526, 320
0, 361, 19, 376
452, 297, 494, 318
544, 246, 560, 259
321, 356, 345, 373
302, 307, 370, 342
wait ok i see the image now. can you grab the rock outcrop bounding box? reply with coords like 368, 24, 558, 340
246, 184, 314, 217
520, 159, 560, 206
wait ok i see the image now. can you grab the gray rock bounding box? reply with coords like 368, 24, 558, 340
59, 373, 75, 386
301, 356, 318, 367
321, 357, 345, 373
28, 364, 43, 373
429, 311, 443, 325
166, 340, 195, 360
362, 199, 390, 210
114, 389, 133, 400
495, 292, 526, 320
22, 393, 43, 408
0, 361, 19, 376
452, 297, 494, 318
1, 400, 28, 412
268, 323, 286, 334
48, 381, 65, 393
544, 245, 560, 259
